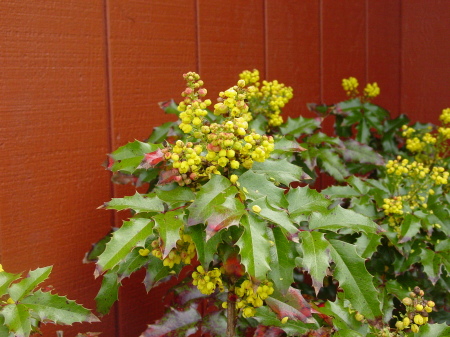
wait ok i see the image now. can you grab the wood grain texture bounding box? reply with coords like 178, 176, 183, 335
266, 0, 321, 119
401, 0, 450, 123
197, 0, 265, 100
367, 0, 401, 115
0, 1, 116, 336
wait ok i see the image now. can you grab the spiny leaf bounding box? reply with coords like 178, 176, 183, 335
187, 174, 236, 226
280, 116, 321, 137
8, 266, 52, 301
0, 271, 21, 297
236, 213, 271, 280
329, 240, 382, 319
265, 287, 315, 324
204, 196, 244, 240
117, 248, 149, 280
254, 306, 312, 337
287, 186, 331, 222
94, 269, 119, 315
239, 170, 288, 208
252, 159, 307, 186
83, 228, 115, 263
143, 256, 172, 292
96, 218, 154, 275
137, 148, 165, 169
141, 302, 201, 337
249, 198, 298, 235
421, 249, 443, 285
101, 192, 164, 213
21, 290, 98, 325
110, 141, 161, 173
414, 323, 450, 336
268, 227, 296, 293
154, 210, 185, 258
186, 225, 225, 267
340, 139, 384, 165
309, 206, 378, 234
200, 311, 227, 337
2, 304, 32, 337
147, 121, 177, 144
355, 233, 381, 259
398, 214, 421, 243
273, 136, 306, 154
298, 231, 331, 295
156, 186, 195, 205
317, 150, 348, 181
0, 315, 14, 337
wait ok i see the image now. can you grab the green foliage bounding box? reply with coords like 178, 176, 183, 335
0, 266, 98, 337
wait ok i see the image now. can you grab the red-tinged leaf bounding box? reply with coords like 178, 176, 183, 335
265, 287, 314, 324
138, 149, 165, 169
141, 302, 201, 337
222, 254, 245, 279
253, 325, 285, 337
304, 327, 333, 336
205, 198, 245, 240
158, 169, 180, 185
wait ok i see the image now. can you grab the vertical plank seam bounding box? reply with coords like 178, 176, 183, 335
102, 1, 120, 337
365, 0, 369, 82
264, 0, 268, 78
319, 0, 324, 103
195, 0, 201, 74
398, 0, 403, 115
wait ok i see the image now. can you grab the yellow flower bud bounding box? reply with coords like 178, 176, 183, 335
411, 324, 420, 333
415, 304, 424, 311
403, 317, 410, 327
281, 316, 289, 324
252, 205, 262, 213
414, 314, 425, 325
355, 313, 364, 322
139, 248, 150, 257
230, 175, 238, 184
395, 320, 404, 330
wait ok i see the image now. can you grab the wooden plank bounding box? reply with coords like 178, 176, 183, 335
0, 1, 116, 336
106, 1, 197, 336
367, 0, 401, 115
266, 0, 321, 119
401, 0, 450, 123
197, 0, 265, 99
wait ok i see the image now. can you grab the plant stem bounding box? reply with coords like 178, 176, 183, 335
226, 288, 237, 337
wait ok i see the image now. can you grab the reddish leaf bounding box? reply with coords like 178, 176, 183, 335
158, 169, 181, 185
304, 327, 333, 336
138, 149, 165, 169
253, 325, 285, 337
265, 287, 314, 324
222, 255, 245, 279
205, 205, 243, 240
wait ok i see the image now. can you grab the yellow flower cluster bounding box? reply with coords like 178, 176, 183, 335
363, 82, 380, 98
342, 77, 359, 96
439, 107, 450, 124
382, 196, 404, 215
430, 166, 449, 185
405, 137, 426, 152
239, 69, 293, 127
151, 233, 196, 268
395, 287, 434, 334
234, 279, 274, 318
192, 265, 224, 295
438, 126, 450, 139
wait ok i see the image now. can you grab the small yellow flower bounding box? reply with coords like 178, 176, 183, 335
139, 248, 150, 257
252, 205, 262, 213
0, 264, 3, 272
281, 316, 289, 324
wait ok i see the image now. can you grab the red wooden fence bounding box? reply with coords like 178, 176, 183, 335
1, 1, 449, 336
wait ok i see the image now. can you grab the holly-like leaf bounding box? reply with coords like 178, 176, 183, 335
0, 272, 21, 297
187, 175, 236, 226
96, 218, 154, 275
340, 139, 384, 165
117, 248, 149, 280
137, 148, 165, 169
250, 198, 297, 235
141, 302, 201, 337
252, 159, 307, 186
298, 231, 331, 295
154, 210, 185, 258
273, 136, 306, 154
236, 213, 271, 280
8, 266, 52, 301
287, 187, 331, 222
317, 150, 348, 181
147, 121, 177, 144
355, 233, 381, 259
414, 323, 450, 337
143, 256, 172, 292
94, 269, 119, 315
329, 240, 382, 319
398, 214, 421, 243
186, 224, 224, 267
0, 315, 14, 337
83, 229, 115, 263
200, 311, 227, 337
268, 227, 296, 293
309, 206, 378, 234
110, 141, 161, 173
21, 290, 98, 325
239, 170, 288, 208
421, 249, 442, 285
2, 304, 32, 337
280, 116, 321, 137
205, 196, 244, 240
101, 192, 164, 213
265, 287, 315, 324
254, 306, 313, 337
156, 186, 195, 205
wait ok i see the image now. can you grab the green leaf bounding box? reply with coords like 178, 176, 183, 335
147, 121, 176, 144
265, 287, 315, 324
273, 136, 306, 154
204, 196, 244, 240
280, 116, 321, 137
110, 141, 161, 173
156, 186, 195, 205
186, 225, 224, 267
154, 210, 185, 258
116, 248, 149, 280
143, 256, 171, 291
21, 290, 98, 325
239, 170, 288, 208
249, 198, 298, 235
158, 99, 180, 115
398, 214, 421, 243
0, 272, 20, 297
298, 231, 331, 295
329, 240, 382, 319
268, 227, 296, 293
251, 159, 307, 186
0, 315, 14, 337
102, 192, 164, 213
317, 150, 348, 181
8, 266, 52, 302
254, 306, 312, 336
340, 139, 384, 165
236, 213, 271, 280
96, 218, 154, 274
321, 185, 361, 198
83, 229, 115, 263
355, 233, 381, 259
94, 270, 119, 315
421, 249, 442, 285
187, 174, 234, 226
2, 304, 32, 337
413, 323, 450, 337
287, 186, 331, 222
309, 206, 378, 234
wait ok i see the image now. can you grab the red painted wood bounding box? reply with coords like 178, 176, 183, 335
367, 0, 401, 115
401, 0, 450, 124
265, 0, 321, 119
0, 1, 116, 336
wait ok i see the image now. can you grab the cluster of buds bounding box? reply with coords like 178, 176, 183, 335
341, 76, 380, 100
150, 233, 196, 268
394, 286, 435, 333
229, 279, 274, 318
192, 265, 224, 295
